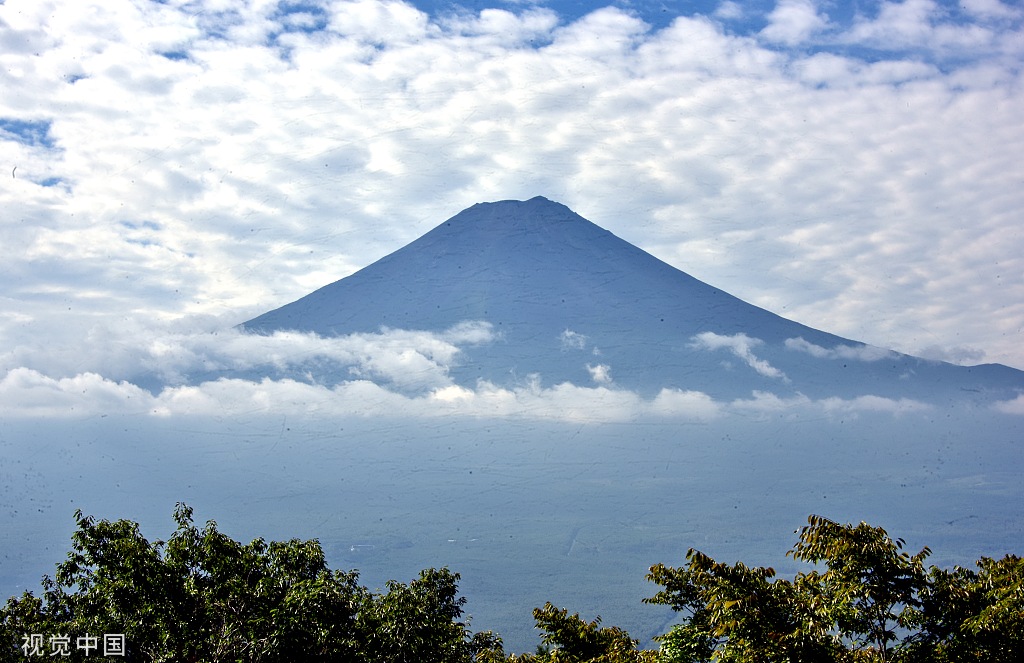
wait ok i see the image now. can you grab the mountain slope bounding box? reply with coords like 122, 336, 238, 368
241, 197, 1024, 403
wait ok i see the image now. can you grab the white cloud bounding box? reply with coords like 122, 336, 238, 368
586, 363, 612, 384
993, 393, 1024, 415
714, 2, 744, 21
818, 394, 933, 415
0, 318, 498, 394
649, 388, 722, 419
441, 320, 499, 345
785, 337, 896, 362
914, 344, 987, 365
729, 389, 931, 418
840, 0, 1001, 54
560, 329, 588, 350
152, 377, 415, 418
0, 320, 938, 422
760, 0, 829, 46
0, 363, 941, 422
730, 390, 812, 414
958, 0, 1021, 22
792, 52, 939, 87
0, 368, 652, 423
0, 368, 154, 417
690, 332, 789, 381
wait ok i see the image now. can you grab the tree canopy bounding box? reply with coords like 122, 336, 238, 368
1, 504, 501, 663
646, 514, 1023, 663
2, 508, 1021, 662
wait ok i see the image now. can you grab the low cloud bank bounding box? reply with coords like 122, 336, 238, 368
1, 318, 497, 392
0, 366, 940, 422
0, 322, 953, 422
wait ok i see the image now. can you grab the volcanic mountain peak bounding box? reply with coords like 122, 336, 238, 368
453, 196, 584, 229
457, 195, 575, 223
396, 196, 620, 259
240, 198, 1024, 403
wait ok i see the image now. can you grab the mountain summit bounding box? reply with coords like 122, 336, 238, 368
242, 197, 1023, 403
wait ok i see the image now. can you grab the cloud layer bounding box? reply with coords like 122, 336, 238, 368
0, 322, 951, 421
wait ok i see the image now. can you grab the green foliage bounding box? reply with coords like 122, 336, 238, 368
0, 504, 502, 663
355, 567, 502, 663
902, 553, 1024, 662
645, 514, 1023, 663
646, 551, 844, 662
786, 514, 930, 659
3, 509, 1021, 663
506, 603, 657, 663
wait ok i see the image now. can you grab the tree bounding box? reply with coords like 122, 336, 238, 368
505, 603, 657, 663
903, 553, 1024, 662
786, 514, 930, 661
0, 504, 502, 663
645, 514, 1023, 663
355, 567, 502, 663
5, 509, 1021, 662
646, 550, 845, 662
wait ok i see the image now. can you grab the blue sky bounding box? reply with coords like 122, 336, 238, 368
1, 0, 1023, 418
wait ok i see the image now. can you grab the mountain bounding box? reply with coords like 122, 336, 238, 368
241, 196, 1024, 403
